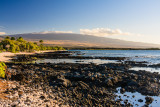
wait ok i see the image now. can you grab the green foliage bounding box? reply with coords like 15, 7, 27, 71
26, 42, 39, 52
11, 37, 16, 40
0, 62, 6, 78
34, 42, 37, 45
5, 36, 10, 40
39, 40, 43, 43
32, 57, 37, 60
39, 44, 46, 50
54, 46, 65, 50
2, 49, 6, 52
0, 37, 65, 52
17, 37, 24, 42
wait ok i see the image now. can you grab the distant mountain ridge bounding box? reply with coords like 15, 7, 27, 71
7, 33, 160, 48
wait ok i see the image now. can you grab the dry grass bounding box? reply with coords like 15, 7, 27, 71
29, 39, 104, 47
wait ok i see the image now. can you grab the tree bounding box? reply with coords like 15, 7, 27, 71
17, 37, 24, 42
26, 42, 39, 52
34, 42, 37, 45
1, 39, 11, 49
0, 36, 65, 52
5, 36, 10, 40
39, 40, 43, 44
11, 37, 15, 40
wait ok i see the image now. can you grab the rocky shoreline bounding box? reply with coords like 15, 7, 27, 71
1, 51, 160, 106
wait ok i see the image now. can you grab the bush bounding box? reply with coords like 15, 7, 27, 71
0, 37, 65, 52
0, 62, 7, 78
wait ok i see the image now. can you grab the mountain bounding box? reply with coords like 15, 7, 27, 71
8, 33, 160, 48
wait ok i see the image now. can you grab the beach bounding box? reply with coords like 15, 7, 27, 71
0, 50, 159, 106
0, 51, 56, 62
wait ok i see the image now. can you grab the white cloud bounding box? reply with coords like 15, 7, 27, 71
0, 32, 6, 35
80, 28, 131, 37
32, 31, 73, 34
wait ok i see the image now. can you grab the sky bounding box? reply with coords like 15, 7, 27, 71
0, 0, 160, 44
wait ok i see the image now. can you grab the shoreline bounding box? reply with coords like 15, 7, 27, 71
0, 50, 160, 106
0, 50, 56, 62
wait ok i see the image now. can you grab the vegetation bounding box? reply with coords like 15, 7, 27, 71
39, 40, 43, 44
11, 37, 15, 40
0, 62, 7, 78
0, 36, 65, 53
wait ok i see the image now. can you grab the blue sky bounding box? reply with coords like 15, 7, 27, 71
0, 0, 160, 44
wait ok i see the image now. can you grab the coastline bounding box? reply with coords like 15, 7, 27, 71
0, 50, 55, 62
0, 50, 160, 106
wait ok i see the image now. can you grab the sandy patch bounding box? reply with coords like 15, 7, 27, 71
0, 51, 55, 62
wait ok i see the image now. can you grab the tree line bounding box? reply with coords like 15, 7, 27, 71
0, 36, 65, 53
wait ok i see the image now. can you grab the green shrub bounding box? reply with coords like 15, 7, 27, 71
32, 57, 37, 60
2, 49, 6, 52
0, 62, 6, 78
0, 37, 65, 52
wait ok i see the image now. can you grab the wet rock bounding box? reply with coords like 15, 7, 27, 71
127, 80, 139, 87
120, 88, 125, 94
138, 99, 143, 102
145, 97, 154, 104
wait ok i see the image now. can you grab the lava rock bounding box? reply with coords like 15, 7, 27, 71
138, 99, 143, 102
145, 97, 154, 104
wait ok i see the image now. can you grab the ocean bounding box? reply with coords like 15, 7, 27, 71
36, 50, 160, 65
70, 50, 160, 65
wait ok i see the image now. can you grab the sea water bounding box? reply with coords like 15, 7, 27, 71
70, 50, 160, 65
36, 50, 160, 65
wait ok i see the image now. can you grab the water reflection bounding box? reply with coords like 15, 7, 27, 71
70, 50, 160, 65
130, 67, 160, 73
36, 58, 118, 64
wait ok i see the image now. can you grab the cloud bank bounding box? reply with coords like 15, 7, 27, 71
0, 32, 6, 35
30, 28, 139, 38
32, 31, 73, 34
80, 28, 131, 37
